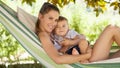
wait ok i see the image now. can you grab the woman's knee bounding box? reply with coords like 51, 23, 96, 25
105, 25, 118, 31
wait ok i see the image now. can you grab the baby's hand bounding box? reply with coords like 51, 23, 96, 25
60, 38, 70, 46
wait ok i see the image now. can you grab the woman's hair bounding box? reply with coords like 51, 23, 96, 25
35, 2, 60, 35
58, 16, 68, 22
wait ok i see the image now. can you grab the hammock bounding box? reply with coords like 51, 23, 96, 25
0, 1, 120, 68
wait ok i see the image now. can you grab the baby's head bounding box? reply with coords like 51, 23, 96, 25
54, 16, 69, 37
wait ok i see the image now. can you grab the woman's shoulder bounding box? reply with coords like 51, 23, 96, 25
37, 32, 51, 43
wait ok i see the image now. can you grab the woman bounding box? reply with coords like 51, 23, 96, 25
36, 2, 120, 64
35, 2, 91, 64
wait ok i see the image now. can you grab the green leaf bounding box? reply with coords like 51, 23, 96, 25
21, 0, 36, 6
114, 6, 118, 10
96, 11, 99, 17
119, 10, 120, 14
110, 2, 115, 6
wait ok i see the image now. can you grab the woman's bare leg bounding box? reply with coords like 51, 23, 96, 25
89, 25, 120, 62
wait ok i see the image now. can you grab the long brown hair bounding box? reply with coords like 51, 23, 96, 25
35, 2, 60, 35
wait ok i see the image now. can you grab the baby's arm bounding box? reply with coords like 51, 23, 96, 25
60, 35, 81, 47
58, 35, 81, 53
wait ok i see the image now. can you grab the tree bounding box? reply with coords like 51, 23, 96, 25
21, 0, 120, 16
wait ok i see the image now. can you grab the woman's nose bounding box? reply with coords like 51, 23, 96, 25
52, 21, 57, 26
51, 23, 56, 28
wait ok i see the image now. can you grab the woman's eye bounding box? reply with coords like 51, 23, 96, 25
49, 17, 52, 19
55, 19, 58, 22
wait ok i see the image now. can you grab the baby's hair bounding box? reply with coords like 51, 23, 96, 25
58, 16, 68, 22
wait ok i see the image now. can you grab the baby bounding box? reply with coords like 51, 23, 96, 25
53, 16, 91, 63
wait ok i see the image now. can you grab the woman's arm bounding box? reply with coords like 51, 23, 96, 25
38, 32, 91, 64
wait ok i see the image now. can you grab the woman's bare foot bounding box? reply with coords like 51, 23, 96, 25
72, 48, 79, 55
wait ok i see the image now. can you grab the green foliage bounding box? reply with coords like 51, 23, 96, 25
0, 24, 18, 62
85, 0, 107, 16
110, 1, 120, 14
86, 21, 109, 44
21, 0, 75, 7
48, 0, 75, 7
21, 0, 120, 16
0, 24, 33, 63
85, 0, 120, 16
70, 15, 82, 33
21, 0, 36, 6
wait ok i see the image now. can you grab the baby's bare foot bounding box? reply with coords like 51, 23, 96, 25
72, 48, 79, 55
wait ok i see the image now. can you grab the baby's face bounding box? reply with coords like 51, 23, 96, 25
55, 20, 69, 37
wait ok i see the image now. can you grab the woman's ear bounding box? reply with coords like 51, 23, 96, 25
38, 13, 43, 20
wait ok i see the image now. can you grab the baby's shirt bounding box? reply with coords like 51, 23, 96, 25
54, 29, 85, 50
65, 29, 80, 39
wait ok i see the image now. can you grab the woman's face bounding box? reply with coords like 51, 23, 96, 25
39, 10, 59, 33
54, 20, 69, 37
